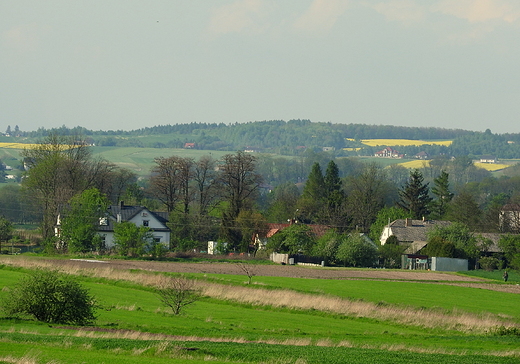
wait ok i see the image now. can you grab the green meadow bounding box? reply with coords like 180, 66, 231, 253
0, 258, 519, 364
91, 146, 230, 176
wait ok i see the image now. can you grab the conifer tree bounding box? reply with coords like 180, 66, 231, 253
298, 162, 326, 223
430, 170, 454, 219
397, 169, 432, 219
324, 160, 344, 210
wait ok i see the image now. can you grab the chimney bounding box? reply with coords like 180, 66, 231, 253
120, 201, 124, 209
117, 213, 121, 223
405, 218, 412, 227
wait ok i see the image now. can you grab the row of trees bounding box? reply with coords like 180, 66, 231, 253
7, 132, 520, 269
7, 121, 520, 158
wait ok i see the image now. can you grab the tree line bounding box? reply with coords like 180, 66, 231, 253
6, 121, 520, 158
1, 132, 520, 269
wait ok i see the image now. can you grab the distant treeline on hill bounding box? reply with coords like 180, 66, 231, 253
7, 120, 520, 159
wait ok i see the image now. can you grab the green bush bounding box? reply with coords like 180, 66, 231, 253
1, 268, 97, 325
479, 256, 500, 271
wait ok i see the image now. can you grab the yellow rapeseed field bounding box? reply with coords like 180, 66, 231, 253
396, 160, 431, 169
396, 160, 511, 172
359, 139, 453, 147
0, 142, 39, 149
474, 162, 510, 171
342, 147, 362, 151
0, 142, 73, 150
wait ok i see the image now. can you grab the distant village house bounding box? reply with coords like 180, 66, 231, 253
374, 147, 403, 158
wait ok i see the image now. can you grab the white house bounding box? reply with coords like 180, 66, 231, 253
380, 218, 451, 254
98, 202, 170, 249
56, 201, 170, 250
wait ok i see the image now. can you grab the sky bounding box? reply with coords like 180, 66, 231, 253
1, 1, 520, 135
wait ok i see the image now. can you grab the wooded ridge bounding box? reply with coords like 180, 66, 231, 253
4, 120, 520, 159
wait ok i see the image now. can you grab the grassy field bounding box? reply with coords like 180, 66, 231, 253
0, 257, 518, 363
91, 147, 230, 176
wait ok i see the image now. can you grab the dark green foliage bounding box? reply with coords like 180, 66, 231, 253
113, 221, 154, 256
397, 169, 432, 219
298, 163, 326, 223
324, 160, 343, 206
379, 241, 406, 268
0, 184, 37, 223
385, 235, 399, 245
336, 234, 378, 267
446, 191, 482, 231
427, 223, 479, 259
1, 269, 96, 325
491, 326, 520, 336
498, 234, 520, 270
430, 170, 453, 219
378, 234, 406, 268
422, 236, 455, 258
312, 229, 343, 265
266, 182, 300, 223
266, 224, 316, 255
59, 188, 109, 253
478, 256, 500, 271
346, 163, 391, 233
0, 216, 13, 252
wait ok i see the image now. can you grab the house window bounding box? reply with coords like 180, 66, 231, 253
154, 237, 161, 243
143, 220, 149, 227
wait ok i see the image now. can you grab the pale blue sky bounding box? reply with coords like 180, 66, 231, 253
1, 1, 520, 134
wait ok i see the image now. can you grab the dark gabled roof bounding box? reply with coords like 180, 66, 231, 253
388, 219, 452, 243
502, 203, 520, 211
98, 204, 169, 232
106, 204, 144, 221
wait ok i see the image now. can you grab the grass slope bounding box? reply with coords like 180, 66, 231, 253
0, 259, 518, 363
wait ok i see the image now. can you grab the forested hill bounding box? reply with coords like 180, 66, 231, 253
8, 120, 520, 158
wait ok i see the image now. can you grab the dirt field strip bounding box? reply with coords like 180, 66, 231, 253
2, 256, 518, 294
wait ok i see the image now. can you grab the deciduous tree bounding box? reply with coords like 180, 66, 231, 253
336, 234, 378, 267
149, 156, 194, 213
113, 221, 154, 256
0, 216, 13, 253
498, 234, 520, 270
21, 133, 117, 243
155, 276, 200, 315
218, 151, 262, 251
266, 224, 316, 255
346, 163, 390, 233
59, 188, 109, 253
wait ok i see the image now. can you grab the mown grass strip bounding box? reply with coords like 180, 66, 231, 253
0, 335, 518, 364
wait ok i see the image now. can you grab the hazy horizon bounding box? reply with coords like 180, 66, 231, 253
2, 1, 520, 134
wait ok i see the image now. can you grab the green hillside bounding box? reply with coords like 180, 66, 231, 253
0, 257, 518, 364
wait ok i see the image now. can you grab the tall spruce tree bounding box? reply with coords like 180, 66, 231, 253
297, 162, 326, 223
397, 169, 432, 219
323, 160, 349, 229
302, 162, 325, 201
324, 160, 344, 210
430, 170, 454, 219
